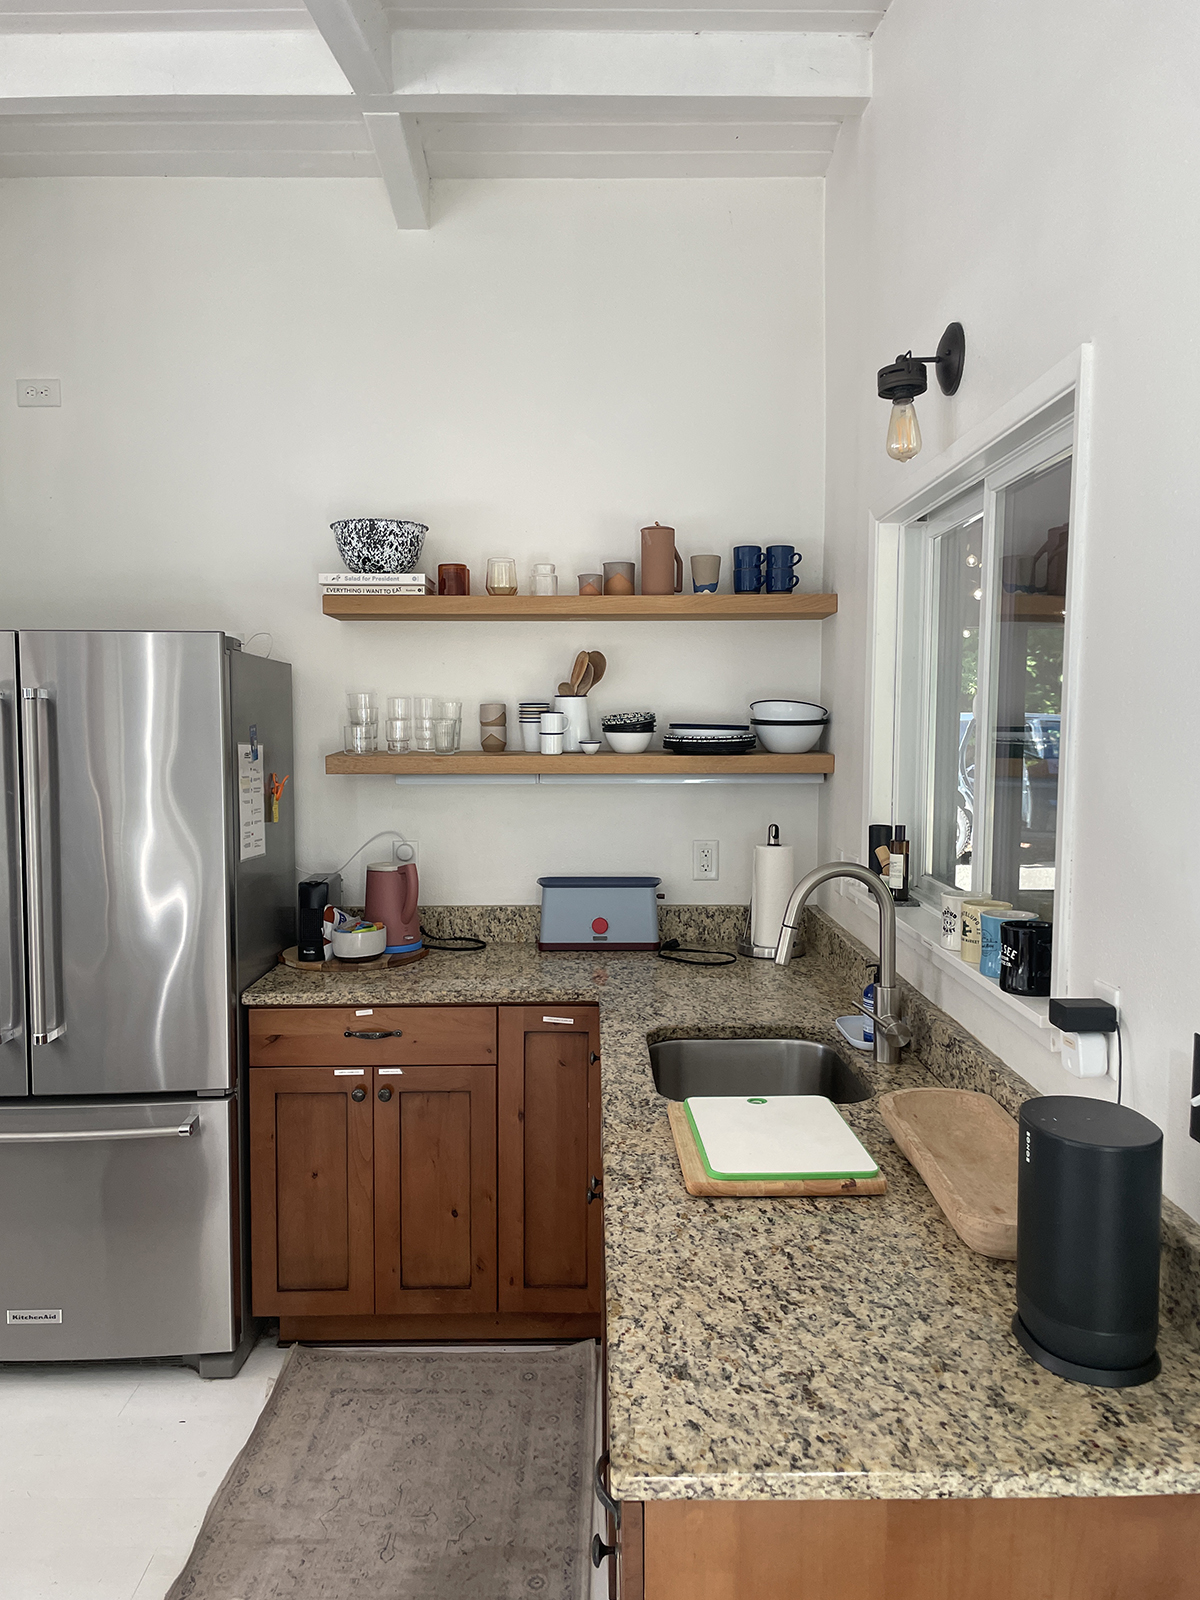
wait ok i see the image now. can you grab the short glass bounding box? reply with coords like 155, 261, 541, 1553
432, 718, 458, 754
344, 723, 377, 754
387, 696, 412, 721
413, 696, 437, 720
411, 717, 436, 752
386, 718, 411, 753
531, 563, 558, 596
486, 558, 518, 596
346, 691, 377, 726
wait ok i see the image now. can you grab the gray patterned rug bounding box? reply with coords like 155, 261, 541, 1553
166, 1342, 598, 1600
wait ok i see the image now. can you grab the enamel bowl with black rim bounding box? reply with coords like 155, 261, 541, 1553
749, 699, 828, 721
750, 718, 826, 754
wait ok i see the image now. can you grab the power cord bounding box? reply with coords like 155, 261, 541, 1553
657, 939, 737, 967
1116, 1020, 1124, 1106
334, 830, 412, 879
420, 927, 486, 953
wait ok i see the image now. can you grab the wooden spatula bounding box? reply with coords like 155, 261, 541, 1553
587, 651, 607, 690
569, 651, 590, 692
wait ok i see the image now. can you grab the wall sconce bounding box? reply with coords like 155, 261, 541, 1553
877, 323, 965, 462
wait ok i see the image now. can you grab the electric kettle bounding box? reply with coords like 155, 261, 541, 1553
364, 862, 421, 951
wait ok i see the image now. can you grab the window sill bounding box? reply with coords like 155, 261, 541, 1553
837, 879, 1054, 1046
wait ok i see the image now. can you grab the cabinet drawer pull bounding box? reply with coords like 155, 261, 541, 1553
587, 1175, 602, 1205
377, 1086, 392, 1102
350, 1087, 367, 1101
343, 1029, 404, 1040
589, 1053, 599, 1064
541, 1015, 575, 1025
593, 1452, 621, 1527
591, 1534, 617, 1568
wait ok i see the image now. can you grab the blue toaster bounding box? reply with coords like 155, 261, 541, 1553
537, 876, 662, 951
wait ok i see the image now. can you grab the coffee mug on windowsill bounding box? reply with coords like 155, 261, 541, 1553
1000, 919, 1053, 996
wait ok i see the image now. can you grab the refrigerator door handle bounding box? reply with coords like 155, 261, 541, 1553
20, 688, 64, 1047
0, 1115, 199, 1145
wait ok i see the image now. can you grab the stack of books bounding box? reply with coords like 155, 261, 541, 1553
319, 573, 434, 596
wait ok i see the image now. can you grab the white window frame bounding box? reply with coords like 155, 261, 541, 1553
861, 347, 1094, 1037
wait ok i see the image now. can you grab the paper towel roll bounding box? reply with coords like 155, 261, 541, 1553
751, 843, 795, 951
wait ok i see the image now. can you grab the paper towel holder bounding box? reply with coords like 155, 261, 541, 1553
737, 824, 799, 960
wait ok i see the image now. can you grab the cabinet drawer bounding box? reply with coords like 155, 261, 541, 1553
249, 1006, 497, 1067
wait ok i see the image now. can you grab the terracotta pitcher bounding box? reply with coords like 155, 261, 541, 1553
640, 523, 683, 595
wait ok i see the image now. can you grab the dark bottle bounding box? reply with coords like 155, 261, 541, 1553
887, 825, 911, 903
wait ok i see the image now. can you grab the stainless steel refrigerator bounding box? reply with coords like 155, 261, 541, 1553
0, 631, 293, 1375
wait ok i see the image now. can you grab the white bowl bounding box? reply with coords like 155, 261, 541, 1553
580, 741, 602, 755
605, 730, 654, 754
750, 699, 828, 721
332, 924, 387, 960
752, 721, 824, 754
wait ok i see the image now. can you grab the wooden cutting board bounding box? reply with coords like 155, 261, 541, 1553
877, 1088, 1017, 1258
667, 1101, 886, 1198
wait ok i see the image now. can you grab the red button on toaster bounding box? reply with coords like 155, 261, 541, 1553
592, 917, 609, 934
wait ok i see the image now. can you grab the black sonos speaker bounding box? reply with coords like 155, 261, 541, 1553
1014, 1096, 1162, 1387
297, 874, 342, 963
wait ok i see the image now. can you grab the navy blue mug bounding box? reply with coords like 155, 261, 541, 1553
765, 544, 801, 594
733, 544, 764, 594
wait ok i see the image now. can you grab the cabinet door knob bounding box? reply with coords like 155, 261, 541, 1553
591, 1534, 617, 1568
589, 1052, 599, 1064
377, 1086, 392, 1102
350, 1086, 367, 1101
587, 1175, 602, 1205
344, 1029, 404, 1040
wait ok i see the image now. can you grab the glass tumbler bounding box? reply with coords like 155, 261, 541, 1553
344, 723, 378, 754
437, 699, 463, 751
387, 696, 412, 721
346, 691, 378, 726
486, 558, 518, 596
432, 718, 458, 754
531, 563, 558, 596
386, 719, 411, 754
411, 718, 436, 752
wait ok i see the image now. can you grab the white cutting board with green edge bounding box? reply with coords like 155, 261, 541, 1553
684, 1095, 879, 1182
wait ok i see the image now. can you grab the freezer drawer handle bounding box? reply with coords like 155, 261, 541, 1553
0, 1115, 199, 1145
343, 1029, 404, 1040
20, 688, 65, 1048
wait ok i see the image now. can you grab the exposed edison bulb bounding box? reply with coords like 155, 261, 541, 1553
886, 400, 922, 462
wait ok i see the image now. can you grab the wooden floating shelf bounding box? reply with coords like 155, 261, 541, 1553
321, 593, 838, 622
1002, 593, 1066, 621
326, 751, 834, 777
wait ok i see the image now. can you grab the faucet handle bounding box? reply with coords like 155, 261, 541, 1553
876, 1012, 912, 1050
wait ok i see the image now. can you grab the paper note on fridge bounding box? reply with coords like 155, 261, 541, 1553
237, 743, 266, 861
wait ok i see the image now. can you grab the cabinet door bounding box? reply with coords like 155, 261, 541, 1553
249, 1067, 374, 1316
498, 1005, 602, 1315
373, 1066, 498, 1314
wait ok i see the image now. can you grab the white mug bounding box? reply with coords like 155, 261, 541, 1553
540, 712, 567, 735
940, 892, 970, 951
960, 899, 1012, 966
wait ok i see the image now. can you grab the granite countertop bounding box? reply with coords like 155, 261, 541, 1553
244, 935, 1200, 1502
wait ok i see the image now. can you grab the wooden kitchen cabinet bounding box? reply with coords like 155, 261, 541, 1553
248, 1003, 601, 1339
498, 1005, 603, 1316
373, 1065, 497, 1314
248, 1065, 375, 1317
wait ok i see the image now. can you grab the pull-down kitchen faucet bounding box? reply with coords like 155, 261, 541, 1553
774, 862, 912, 1066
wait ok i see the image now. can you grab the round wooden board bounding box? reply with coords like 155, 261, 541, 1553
279, 944, 428, 973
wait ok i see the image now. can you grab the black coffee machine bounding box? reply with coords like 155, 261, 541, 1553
297, 874, 342, 964
1014, 1096, 1162, 1387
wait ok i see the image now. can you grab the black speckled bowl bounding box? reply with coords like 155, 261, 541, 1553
332, 519, 427, 574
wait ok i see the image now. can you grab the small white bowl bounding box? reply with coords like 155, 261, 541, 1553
579, 741, 602, 755
750, 699, 828, 721
752, 722, 825, 754
332, 924, 387, 961
605, 730, 654, 754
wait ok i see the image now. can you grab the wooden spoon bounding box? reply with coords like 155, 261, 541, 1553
558, 682, 574, 697
569, 650, 590, 692
577, 662, 595, 694
587, 651, 607, 690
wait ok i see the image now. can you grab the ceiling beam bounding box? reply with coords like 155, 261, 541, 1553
363, 109, 430, 228
385, 28, 871, 115
300, 0, 393, 95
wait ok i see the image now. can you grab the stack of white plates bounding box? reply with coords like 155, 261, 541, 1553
519, 700, 552, 753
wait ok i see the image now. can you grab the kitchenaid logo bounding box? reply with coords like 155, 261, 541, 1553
7, 1309, 62, 1325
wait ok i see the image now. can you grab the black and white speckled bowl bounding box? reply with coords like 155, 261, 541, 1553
331, 519, 428, 575
601, 711, 656, 730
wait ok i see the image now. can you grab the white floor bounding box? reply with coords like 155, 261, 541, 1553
0, 1334, 287, 1600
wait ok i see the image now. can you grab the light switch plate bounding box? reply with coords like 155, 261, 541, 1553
17, 379, 60, 407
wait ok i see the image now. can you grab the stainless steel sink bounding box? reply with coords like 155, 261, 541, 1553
649, 1038, 873, 1104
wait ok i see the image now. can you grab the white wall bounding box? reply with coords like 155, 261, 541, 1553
822, 0, 1200, 1215
0, 176, 825, 907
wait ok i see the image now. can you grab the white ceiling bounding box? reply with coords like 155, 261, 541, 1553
0, 0, 891, 217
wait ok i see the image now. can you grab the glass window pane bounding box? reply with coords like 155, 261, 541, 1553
928, 511, 984, 890
987, 456, 1070, 918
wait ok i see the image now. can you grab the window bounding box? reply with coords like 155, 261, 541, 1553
894, 415, 1073, 921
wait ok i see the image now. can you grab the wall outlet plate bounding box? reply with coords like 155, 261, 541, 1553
17, 379, 61, 407
692, 839, 718, 881
393, 838, 418, 868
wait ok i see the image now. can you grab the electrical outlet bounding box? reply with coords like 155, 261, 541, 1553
16, 379, 60, 408
393, 838, 418, 868
1095, 982, 1121, 1080
692, 840, 718, 881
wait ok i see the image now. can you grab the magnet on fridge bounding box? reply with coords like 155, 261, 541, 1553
249, 722, 259, 760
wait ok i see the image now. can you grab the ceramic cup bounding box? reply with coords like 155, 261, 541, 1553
691, 554, 721, 593
733, 545, 764, 594
539, 712, 567, 735
578, 572, 603, 595
980, 909, 1037, 980
1000, 919, 1054, 996
438, 563, 470, 596
603, 561, 635, 596
939, 891, 970, 951
960, 899, 1012, 966
540, 732, 564, 755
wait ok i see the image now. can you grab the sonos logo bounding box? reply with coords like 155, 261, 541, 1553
6, 1309, 62, 1325
1025, 1131, 1032, 1165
